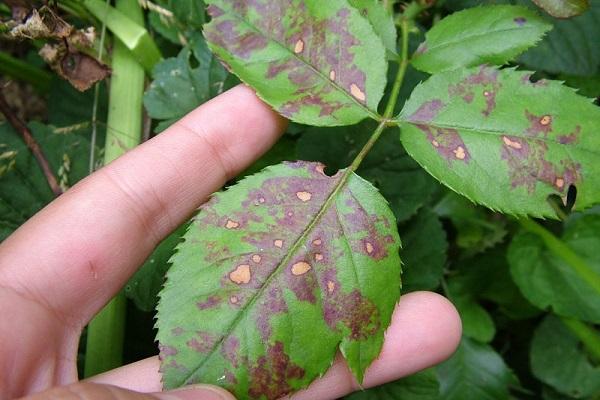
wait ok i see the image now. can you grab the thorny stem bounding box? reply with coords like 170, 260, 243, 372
0, 90, 63, 197
349, 16, 412, 173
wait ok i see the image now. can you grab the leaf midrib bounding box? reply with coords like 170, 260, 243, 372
176, 167, 356, 386
210, 3, 380, 120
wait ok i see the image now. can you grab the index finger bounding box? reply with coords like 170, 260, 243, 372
0, 85, 287, 326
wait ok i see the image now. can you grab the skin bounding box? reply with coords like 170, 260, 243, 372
0, 85, 462, 400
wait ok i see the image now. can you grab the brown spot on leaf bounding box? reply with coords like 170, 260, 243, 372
171, 327, 184, 336
408, 99, 445, 122
221, 336, 240, 368
448, 66, 500, 116
229, 264, 251, 284
365, 242, 374, 254
415, 125, 471, 164
514, 17, 527, 25
230, 295, 239, 304
248, 341, 305, 399
525, 110, 553, 136
291, 261, 312, 276
197, 295, 221, 310
313, 238, 322, 246
225, 219, 240, 229
296, 191, 312, 202
454, 146, 467, 160
324, 289, 380, 340
555, 177, 565, 189
327, 281, 336, 293
558, 126, 581, 144
159, 344, 178, 357
274, 239, 284, 248
503, 135, 523, 149
187, 331, 216, 353
315, 253, 324, 261
252, 254, 262, 263
329, 69, 336, 81
294, 39, 304, 54
350, 83, 366, 102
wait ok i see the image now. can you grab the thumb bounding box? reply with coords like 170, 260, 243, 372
22, 382, 236, 400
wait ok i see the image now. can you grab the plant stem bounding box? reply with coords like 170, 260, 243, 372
518, 218, 600, 296
0, 91, 63, 196
560, 316, 600, 363
84, 0, 145, 378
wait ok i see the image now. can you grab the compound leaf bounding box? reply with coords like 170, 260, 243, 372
532, 0, 590, 18
411, 5, 552, 74
398, 66, 600, 217
203, 0, 387, 126
157, 161, 401, 399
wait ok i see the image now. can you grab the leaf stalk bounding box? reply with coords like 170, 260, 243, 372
560, 316, 600, 363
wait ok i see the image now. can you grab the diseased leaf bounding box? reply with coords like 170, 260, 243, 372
348, 0, 397, 55
532, 0, 590, 18
520, 1, 600, 76
398, 66, 600, 217
508, 215, 600, 323
144, 37, 228, 132
400, 209, 447, 292
203, 0, 387, 126
531, 315, 600, 398
345, 368, 441, 400
156, 161, 401, 398
297, 120, 436, 222
437, 337, 515, 400
411, 5, 552, 74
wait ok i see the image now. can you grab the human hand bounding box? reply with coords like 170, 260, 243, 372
0, 85, 461, 400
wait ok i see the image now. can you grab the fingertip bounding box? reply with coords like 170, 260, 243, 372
159, 384, 236, 400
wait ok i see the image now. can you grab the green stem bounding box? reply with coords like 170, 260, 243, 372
561, 316, 600, 363
0, 52, 52, 93
84, 0, 145, 378
349, 16, 412, 173
518, 219, 600, 296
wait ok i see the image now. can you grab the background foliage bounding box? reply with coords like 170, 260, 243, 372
1, 0, 600, 399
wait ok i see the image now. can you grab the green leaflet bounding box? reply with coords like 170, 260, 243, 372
144, 37, 228, 132
411, 5, 552, 74
398, 66, 600, 217
508, 215, 600, 323
447, 278, 496, 343
156, 161, 401, 398
532, 0, 590, 18
203, 0, 387, 126
347, 0, 397, 55
531, 316, 600, 398
437, 337, 515, 400
520, 1, 600, 77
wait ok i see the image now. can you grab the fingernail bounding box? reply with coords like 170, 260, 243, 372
158, 384, 236, 400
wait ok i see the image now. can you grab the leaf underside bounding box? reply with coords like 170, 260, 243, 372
411, 5, 552, 74
203, 0, 387, 126
156, 161, 401, 399
399, 65, 600, 217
